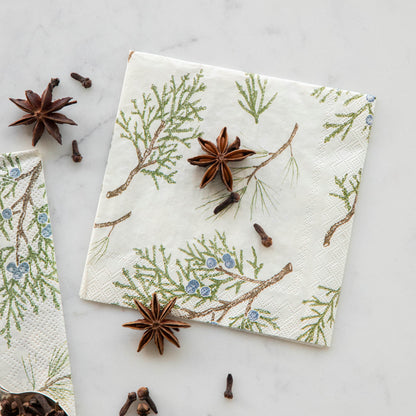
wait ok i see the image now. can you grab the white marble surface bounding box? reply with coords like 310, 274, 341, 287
0, 1, 414, 415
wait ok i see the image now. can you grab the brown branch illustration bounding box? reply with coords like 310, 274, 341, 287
10, 161, 42, 264
181, 262, 293, 322
94, 211, 132, 236
215, 265, 259, 284
106, 121, 165, 199
323, 193, 358, 247
246, 123, 298, 184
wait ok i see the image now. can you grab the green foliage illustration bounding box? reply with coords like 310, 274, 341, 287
0, 155, 60, 347
297, 285, 341, 346
22, 344, 72, 403
311, 87, 375, 143
235, 73, 278, 123
114, 231, 293, 333
324, 169, 361, 247
198, 124, 299, 220
106, 70, 206, 198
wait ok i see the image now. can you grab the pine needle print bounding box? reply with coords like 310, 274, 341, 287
0, 154, 60, 347
297, 285, 341, 346
236, 73, 277, 123
311, 87, 376, 143
22, 345, 73, 405
114, 231, 293, 334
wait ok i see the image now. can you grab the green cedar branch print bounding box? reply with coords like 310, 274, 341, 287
106, 70, 206, 198
324, 169, 361, 247
199, 123, 299, 220
311, 87, 375, 143
21, 345, 72, 403
297, 285, 341, 346
236, 73, 278, 124
0, 155, 59, 347
114, 231, 293, 333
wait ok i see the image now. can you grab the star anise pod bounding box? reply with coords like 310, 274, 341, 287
122, 293, 190, 355
9, 81, 77, 146
188, 127, 255, 191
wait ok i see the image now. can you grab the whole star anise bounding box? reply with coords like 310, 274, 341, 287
188, 127, 255, 192
9, 81, 77, 146
122, 293, 190, 355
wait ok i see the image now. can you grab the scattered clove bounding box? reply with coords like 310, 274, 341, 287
137, 388, 157, 414
70, 72, 92, 88
71, 140, 83, 163
224, 373, 233, 399
253, 223, 272, 247
214, 192, 240, 215
119, 392, 137, 416
136, 402, 150, 416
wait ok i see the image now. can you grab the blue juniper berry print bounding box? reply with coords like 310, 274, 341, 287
366, 94, 375, 102
185, 279, 200, 294
222, 253, 232, 262
366, 114, 374, 125
6, 262, 30, 280
9, 167, 21, 179
37, 212, 48, 224
206, 257, 217, 269
224, 257, 236, 269
248, 310, 259, 322
1, 208, 12, 220
41, 224, 52, 238
200, 286, 211, 297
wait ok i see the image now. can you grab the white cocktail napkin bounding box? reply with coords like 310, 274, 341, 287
0, 150, 75, 414
80, 51, 376, 347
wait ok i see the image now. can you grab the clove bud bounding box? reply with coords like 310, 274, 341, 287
136, 402, 150, 416
137, 387, 158, 414
253, 223, 272, 247
119, 392, 137, 416
214, 192, 240, 215
71, 140, 83, 163
224, 373, 233, 399
70, 72, 92, 88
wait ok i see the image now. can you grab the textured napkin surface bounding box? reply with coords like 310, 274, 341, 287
80, 51, 376, 347
0, 150, 75, 415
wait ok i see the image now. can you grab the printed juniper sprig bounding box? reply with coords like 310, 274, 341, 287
0, 155, 60, 347
311, 86, 343, 103
324, 169, 361, 247
114, 231, 292, 333
89, 211, 132, 263
311, 87, 376, 143
22, 345, 72, 403
297, 285, 341, 346
235, 73, 277, 124
198, 123, 299, 220
106, 70, 206, 198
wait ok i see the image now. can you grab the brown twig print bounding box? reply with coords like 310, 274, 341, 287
94, 211, 132, 233
323, 193, 357, 247
10, 161, 42, 264
89, 211, 132, 263
181, 262, 293, 322
106, 121, 166, 198
246, 123, 298, 184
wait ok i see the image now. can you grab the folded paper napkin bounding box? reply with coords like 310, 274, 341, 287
0, 150, 75, 415
80, 51, 376, 347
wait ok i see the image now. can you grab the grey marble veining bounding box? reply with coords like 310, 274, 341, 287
0, 1, 414, 415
